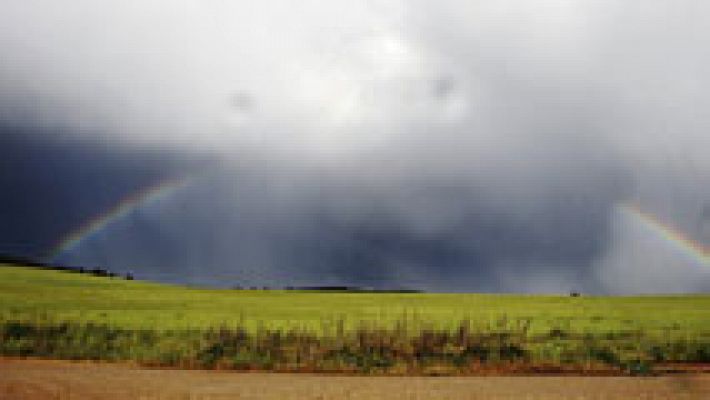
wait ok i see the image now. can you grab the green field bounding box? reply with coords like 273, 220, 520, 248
1, 264, 709, 374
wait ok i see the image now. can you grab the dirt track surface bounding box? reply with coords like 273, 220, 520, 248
1, 359, 709, 399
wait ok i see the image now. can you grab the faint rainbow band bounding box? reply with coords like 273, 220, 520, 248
619, 202, 709, 266
49, 176, 194, 261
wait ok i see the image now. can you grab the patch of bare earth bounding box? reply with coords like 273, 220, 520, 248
1, 359, 709, 399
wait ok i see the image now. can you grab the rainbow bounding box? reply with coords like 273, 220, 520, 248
50, 176, 194, 261
620, 202, 709, 266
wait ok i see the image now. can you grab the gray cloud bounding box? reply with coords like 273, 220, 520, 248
1, 0, 708, 292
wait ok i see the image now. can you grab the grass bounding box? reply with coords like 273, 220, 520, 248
1, 264, 709, 375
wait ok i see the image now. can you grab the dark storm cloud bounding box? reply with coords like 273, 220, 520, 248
0, 124, 202, 259
51, 156, 626, 292
1, 1, 709, 292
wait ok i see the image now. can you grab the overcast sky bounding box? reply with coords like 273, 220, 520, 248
1, 0, 708, 293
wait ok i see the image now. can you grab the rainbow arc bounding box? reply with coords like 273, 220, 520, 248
620, 203, 709, 266
50, 177, 194, 261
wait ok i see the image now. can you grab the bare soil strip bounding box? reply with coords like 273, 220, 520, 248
1, 358, 709, 400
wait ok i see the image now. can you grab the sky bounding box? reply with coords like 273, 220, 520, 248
0, 0, 708, 293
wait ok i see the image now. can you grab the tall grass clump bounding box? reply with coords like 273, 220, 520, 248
2, 317, 708, 375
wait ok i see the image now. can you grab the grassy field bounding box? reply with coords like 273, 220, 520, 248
1, 264, 709, 374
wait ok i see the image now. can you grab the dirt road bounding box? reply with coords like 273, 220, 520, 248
1, 359, 709, 399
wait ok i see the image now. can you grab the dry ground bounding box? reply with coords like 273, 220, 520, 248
1, 359, 709, 400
